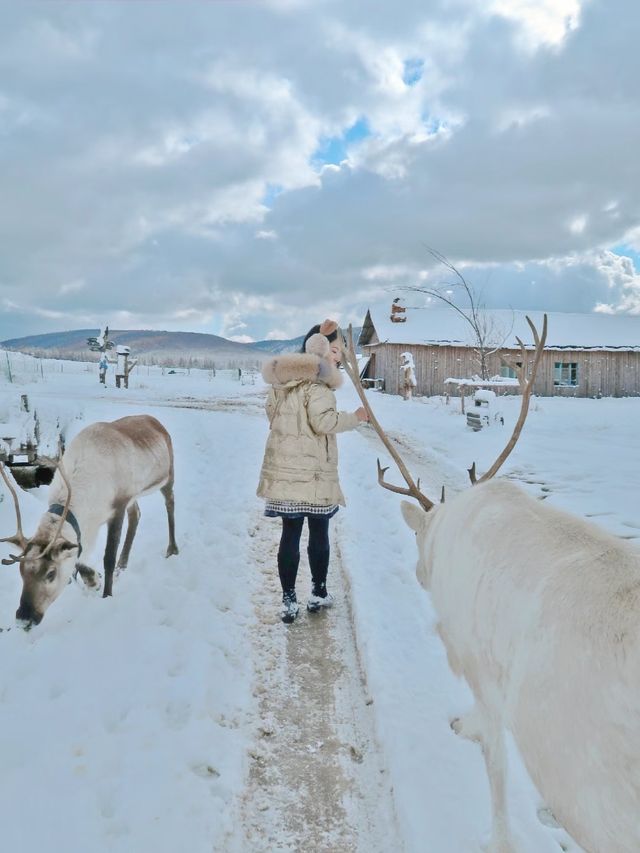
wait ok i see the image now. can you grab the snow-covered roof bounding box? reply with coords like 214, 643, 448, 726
359, 306, 640, 351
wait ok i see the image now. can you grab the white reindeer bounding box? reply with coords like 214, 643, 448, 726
1, 414, 178, 627
343, 319, 640, 853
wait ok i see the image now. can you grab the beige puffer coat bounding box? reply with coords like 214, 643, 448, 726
257, 352, 360, 507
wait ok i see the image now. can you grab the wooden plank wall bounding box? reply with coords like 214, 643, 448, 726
364, 344, 640, 398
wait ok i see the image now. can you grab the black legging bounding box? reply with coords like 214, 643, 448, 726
278, 515, 330, 595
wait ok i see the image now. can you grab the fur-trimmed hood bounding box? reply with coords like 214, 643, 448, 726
261, 353, 343, 390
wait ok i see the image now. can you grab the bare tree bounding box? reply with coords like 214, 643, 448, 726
401, 247, 512, 380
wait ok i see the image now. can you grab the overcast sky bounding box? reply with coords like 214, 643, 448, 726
1, 0, 639, 342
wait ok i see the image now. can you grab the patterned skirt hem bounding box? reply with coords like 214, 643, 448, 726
264, 500, 339, 519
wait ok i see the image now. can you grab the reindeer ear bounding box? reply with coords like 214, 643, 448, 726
401, 500, 426, 532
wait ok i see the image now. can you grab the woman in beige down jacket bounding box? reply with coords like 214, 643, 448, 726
257, 320, 368, 623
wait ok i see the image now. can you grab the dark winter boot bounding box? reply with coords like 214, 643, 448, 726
281, 590, 299, 624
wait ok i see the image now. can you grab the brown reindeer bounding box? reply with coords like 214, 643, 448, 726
1, 414, 178, 627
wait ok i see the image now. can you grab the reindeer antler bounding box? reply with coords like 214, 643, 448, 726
470, 314, 548, 484
0, 461, 29, 565
39, 457, 73, 558
341, 325, 434, 512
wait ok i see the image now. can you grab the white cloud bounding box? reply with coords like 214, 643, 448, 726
228, 334, 255, 343
361, 264, 417, 281
495, 104, 551, 132
0, 0, 638, 343
58, 279, 86, 296
485, 0, 582, 49
28, 19, 98, 63
592, 251, 640, 315
569, 214, 588, 234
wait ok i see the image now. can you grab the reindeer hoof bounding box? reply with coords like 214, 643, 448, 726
165, 544, 179, 557
449, 710, 484, 743
83, 572, 102, 592
75, 564, 101, 589
537, 807, 561, 829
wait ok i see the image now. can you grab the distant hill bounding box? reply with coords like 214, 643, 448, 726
251, 335, 305, 354
1, 329, 267, 369
1, 326, 363, 365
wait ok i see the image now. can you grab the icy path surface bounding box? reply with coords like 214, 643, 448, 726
224, 512, 400, 852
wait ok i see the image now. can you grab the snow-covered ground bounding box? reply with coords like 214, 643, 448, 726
1, 352, 638, 852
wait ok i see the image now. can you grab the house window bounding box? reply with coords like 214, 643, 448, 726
554, 362, 578, 386
500, 362, 521, 379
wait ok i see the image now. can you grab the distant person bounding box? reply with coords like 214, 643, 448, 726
98, 353, 108, 385
257, 319, 368, 623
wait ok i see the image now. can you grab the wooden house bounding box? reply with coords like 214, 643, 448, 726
357, 306, 640, 398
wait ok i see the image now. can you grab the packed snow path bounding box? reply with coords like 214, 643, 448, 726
119, 389, 401, 849
224, 513, 400, 852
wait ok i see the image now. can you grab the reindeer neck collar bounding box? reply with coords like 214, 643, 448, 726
47, 504, 83, 557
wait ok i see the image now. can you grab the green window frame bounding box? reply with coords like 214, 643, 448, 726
554, 362, 578, 386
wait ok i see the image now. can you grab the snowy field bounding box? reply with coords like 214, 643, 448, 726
1, 351, 638, 853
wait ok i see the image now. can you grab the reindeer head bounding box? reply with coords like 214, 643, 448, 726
15, 535, 79, 626
400, 499, 442, 590
1, 460, 76, 628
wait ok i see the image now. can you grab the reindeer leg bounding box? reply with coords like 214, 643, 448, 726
161, 481, 179, 557
480, 714, 515, 853
103, 511, 125, 598
451, 703, 515, 853
117, 501, 141, 570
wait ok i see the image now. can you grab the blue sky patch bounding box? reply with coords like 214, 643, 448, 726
312, 117, 371, 167
421, 113, 446, 136
611, 244, 640, 271
403, 58, 424, 86
262, 183, 284, 208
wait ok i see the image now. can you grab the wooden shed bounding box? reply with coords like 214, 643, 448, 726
358, 307, 640, 398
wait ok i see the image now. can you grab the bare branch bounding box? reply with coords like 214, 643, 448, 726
401, 283, 475, 329
399, 249, 512, 380
341, 326, 434, 512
